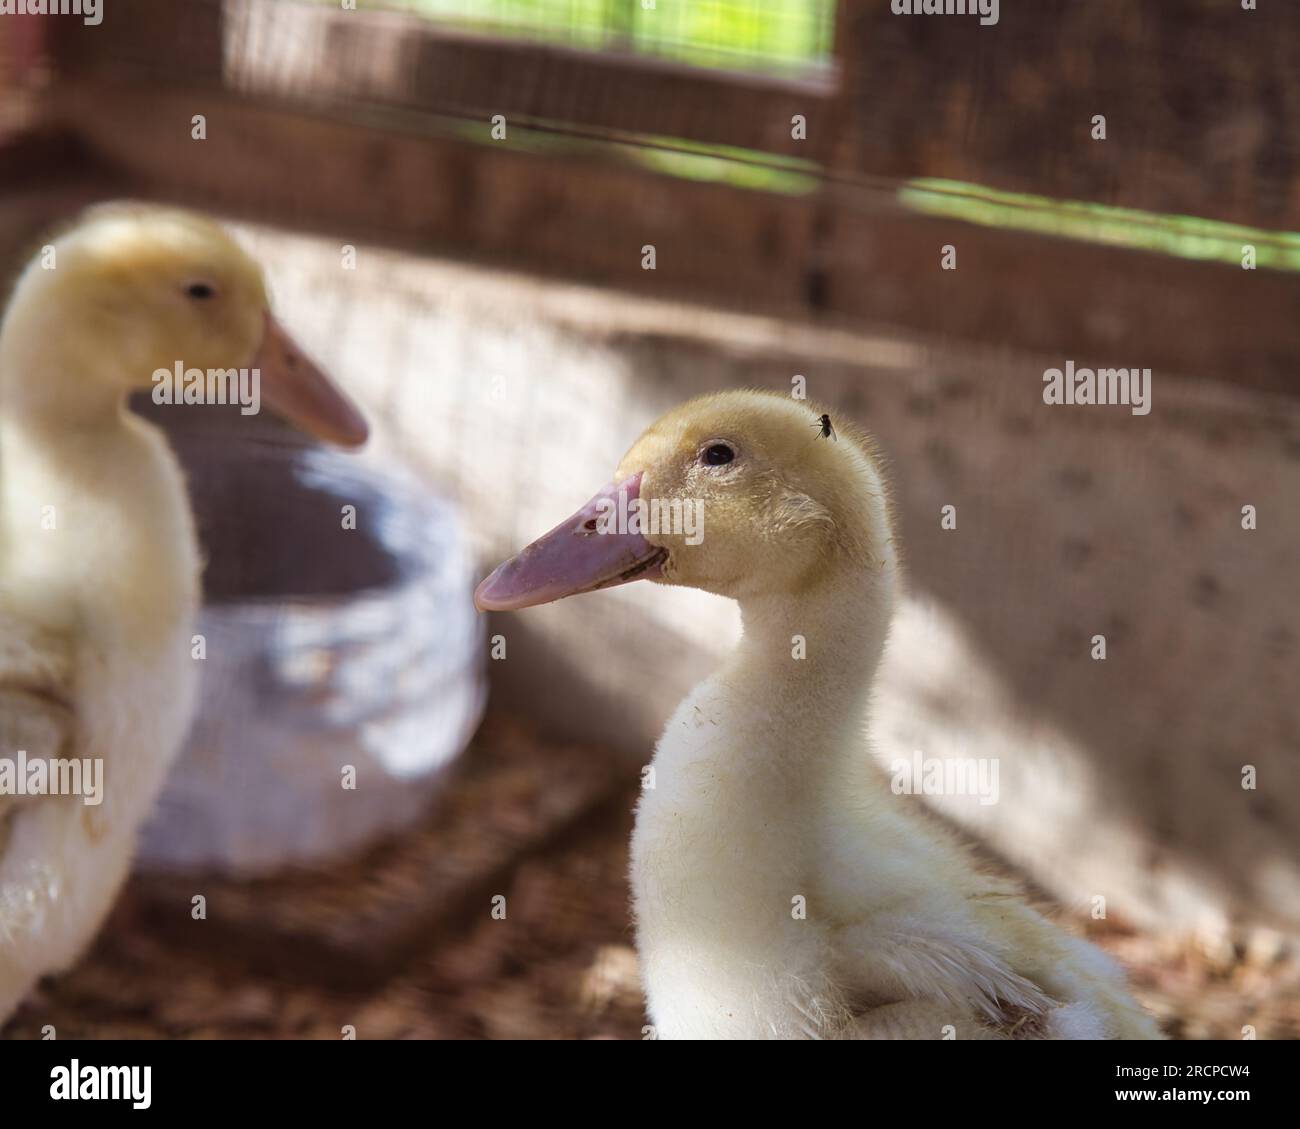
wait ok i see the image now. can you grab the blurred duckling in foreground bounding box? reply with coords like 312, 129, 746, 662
477, 390, 1161, 1039
0, 205, 367, 1021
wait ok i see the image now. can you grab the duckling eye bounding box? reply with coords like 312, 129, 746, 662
702, 443, 735, 466
185, 282, 217, 301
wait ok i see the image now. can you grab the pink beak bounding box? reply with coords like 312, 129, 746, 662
474, 473, 667, 612
254, 312, 368, 447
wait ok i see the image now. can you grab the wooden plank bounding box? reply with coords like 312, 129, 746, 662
42, 76, 816, 311
31, 75, 1299, 394
50, 0, 836, 163
48, 0, 1300, 231
0, 131, 124, 274
0, 13, 50, 141
822, 200, 1300, 396
838, 0, 1300, 231
48, 0, 224, 81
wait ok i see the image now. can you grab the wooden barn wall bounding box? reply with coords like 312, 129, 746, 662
834, 0, 1300, 232
48, 0, 836, 162
0, 0, 1295, 392
45, 0, 1300, 231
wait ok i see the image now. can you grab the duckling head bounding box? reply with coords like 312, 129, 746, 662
476, 390, 894, 611
1, 203, 367, 445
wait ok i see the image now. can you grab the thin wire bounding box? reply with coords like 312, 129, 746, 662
332, 99, 1300, 249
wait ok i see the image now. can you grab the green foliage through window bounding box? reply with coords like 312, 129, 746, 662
298, 0, 834, 76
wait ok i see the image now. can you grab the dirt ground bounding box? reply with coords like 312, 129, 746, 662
2, 715, 1297, 1041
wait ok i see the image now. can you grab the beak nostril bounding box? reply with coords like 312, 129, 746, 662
474, 472, 661, 610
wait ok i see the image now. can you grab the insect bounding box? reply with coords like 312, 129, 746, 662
812, 413, 836, 441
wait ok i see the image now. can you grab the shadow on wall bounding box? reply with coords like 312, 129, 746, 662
206, 220, 1299, 938
606, 330, 1300, 937
884, 366, 1300, 935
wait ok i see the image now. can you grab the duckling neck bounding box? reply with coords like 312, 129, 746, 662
731, 565, 895, 739
641, 562, 900, 855
0, 320, 200, 648
631, 564, 897, 1037
643, 563, 898, 790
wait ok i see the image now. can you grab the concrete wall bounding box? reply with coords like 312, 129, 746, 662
230, 222, 1299, 940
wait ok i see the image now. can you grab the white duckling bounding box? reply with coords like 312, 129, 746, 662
0, 204, 367, 1022
476, 390, 1161, 1039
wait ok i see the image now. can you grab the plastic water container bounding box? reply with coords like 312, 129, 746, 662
136, 436, 485, 874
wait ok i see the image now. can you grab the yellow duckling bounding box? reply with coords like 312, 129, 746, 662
477, 390, 1161, 1039
0, 204, 366, 1021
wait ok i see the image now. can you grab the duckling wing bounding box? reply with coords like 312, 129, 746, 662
0, 606, 75, 839
965, 894, 1165, 1039
0, 607, 81, 1021
839, 927, 1061, 1038
0, 604, 74, 693
846, 999, 1011, 1039
0, 686, 74, 842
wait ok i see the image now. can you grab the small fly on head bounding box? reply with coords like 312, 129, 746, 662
812, 413, 836, 441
